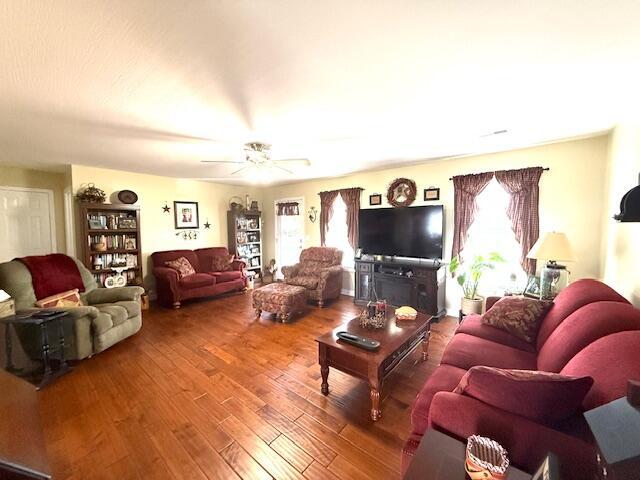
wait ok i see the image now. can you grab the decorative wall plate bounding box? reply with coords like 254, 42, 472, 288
387, 178, 417, 207
117, 190, 138, 204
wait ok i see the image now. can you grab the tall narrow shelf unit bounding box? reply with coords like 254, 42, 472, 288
77, 203, 143, 287
227, 209, 262, 278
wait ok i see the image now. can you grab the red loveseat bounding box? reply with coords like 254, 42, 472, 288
403, 279, 640, 479
151, 247, 247, 308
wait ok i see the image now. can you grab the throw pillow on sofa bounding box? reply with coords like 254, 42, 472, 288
165, 257, 196, 278
35, 288, 84, 308
482, 296, 552, 343
454, 366, 594, 423
210, 254, 234, 272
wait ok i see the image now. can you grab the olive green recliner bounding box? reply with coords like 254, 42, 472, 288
0, 257, 143, 360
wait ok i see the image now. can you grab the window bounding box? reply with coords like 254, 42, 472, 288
463, 178, 527, 295
325, 195, 355, 270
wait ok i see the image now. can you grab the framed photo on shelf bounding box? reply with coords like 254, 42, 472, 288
117, 217, 137, 229
424, 187, 440, 201
524, 275, 541, 299
88, 218, 104, 229
174, 201, 199, 229
369, 194, 382, 206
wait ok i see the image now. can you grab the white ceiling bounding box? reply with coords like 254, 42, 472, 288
1, 1, 639, 185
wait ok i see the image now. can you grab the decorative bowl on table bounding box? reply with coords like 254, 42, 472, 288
465, 435, 509, 480
395, 306, 417, 321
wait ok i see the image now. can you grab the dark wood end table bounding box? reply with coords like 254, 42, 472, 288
2, 310, 72, 389
404, 429, 531, 479
315, 309, 431, 421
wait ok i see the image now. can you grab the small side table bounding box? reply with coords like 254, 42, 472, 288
404, 429, 530, 480
1, 310, 72, 389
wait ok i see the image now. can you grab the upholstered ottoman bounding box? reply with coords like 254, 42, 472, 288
252, 283, 307, 322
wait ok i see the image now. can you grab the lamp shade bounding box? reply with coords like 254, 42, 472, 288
527, 232, 575, 262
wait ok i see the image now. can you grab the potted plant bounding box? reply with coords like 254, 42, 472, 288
449, 252, 505, 315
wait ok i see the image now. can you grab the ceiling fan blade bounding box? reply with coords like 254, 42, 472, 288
200, 160, 245, 164
185, 178, 245, 181
231, 165, 252, 176
273, 158, 310, 165
273, 164, 293, 175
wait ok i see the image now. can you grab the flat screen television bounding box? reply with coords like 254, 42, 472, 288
358, 206, 444, 259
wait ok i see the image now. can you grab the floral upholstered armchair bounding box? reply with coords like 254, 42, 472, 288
282, 247, 343, 307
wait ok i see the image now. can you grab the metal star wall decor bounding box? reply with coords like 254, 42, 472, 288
162, 202, 170, 213
204, 219, 211, 229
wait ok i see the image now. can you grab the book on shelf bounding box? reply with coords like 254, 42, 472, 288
92, 269, 139, 287
90, 253, 138, 269
87, 212, 137, 230
88, 234, 137, 250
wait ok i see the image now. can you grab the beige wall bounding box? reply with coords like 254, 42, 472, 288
71, 165, 262, 288
262, 135, 610, 312
0, 165, 67, 252
601, 124, 640, 306
2, 135, 616, 310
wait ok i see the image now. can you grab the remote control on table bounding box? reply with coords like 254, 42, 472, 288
336, 331, 380, 350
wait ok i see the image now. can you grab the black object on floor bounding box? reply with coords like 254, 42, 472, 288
1, 310, 72, 389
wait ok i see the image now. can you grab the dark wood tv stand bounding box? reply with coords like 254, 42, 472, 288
354, 257, 446, 319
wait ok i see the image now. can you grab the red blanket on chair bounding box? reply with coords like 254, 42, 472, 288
17, 254, 85, 300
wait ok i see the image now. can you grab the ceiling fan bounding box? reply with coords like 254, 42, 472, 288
200, 141, 310, 176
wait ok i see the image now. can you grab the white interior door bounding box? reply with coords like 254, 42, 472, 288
0, 187, 56, 262
275, 198, 304, 279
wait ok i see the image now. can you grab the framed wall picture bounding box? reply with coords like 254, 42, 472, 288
424, 187, 440, 201
174, 201, 199, 229
369, 194, 382, 206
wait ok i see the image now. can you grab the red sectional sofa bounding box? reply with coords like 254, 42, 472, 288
403, 279, 640, 479
151, 247, 247, 308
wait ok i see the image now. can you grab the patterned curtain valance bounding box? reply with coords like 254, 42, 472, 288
276, 202, 300, 216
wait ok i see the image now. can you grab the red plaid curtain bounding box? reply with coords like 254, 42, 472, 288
495, 167, 544, 275
451, 172, 494, 261
276, 202, 300, 216
319, 190, 339, 246
339, 188, 363, 249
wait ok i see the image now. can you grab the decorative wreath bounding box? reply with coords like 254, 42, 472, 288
387, 177, 417, 207
76, 183, 106, 203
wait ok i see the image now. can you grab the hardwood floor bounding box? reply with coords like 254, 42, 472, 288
38, 293, 457, 480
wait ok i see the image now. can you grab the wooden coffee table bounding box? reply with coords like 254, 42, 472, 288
316, 309, 431, 421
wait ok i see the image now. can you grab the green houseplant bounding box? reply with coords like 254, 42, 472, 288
449, 252, 505, 315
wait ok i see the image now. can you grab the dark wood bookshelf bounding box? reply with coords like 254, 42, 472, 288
77, 202, 143, 287
227, 209, 262, 278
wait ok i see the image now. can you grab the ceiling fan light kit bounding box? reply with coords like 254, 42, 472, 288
200, 141, 310, 178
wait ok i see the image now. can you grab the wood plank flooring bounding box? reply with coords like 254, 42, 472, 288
37, 293, 457, 480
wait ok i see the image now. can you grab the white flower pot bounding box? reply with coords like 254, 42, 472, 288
461, 296, 484, 315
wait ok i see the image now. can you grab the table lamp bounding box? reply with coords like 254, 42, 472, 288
527, 232, 575, 300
